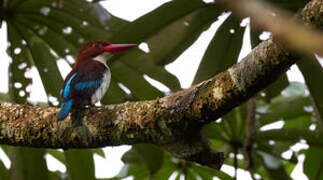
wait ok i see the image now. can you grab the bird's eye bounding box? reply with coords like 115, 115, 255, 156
92, 43, 99, 48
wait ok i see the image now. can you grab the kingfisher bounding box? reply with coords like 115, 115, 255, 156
57, 40, 136, 121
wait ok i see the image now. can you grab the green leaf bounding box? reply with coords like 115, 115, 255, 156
1, 145, 10, 157
111, 62, 164, 100
5, 0, 186, 103
304, 147, 323, 180
283, 115, 311, 129
49, 171, 65, 180
202, 122, 229, 142
258, 96, 312, 126
47, 149, 65, 164
0, 93, 10, 102
11, 21, 63, 104
7, 22, 32, 104
122, 144, 164, 175
193, 14, 245, 84
192, 165, 234, 180
112, 2, 224, 92
101, 80, 129, 104
262, 74, 289, 101
109, 0, 206, 43
297, 56, 323, 126
154, 156, 177, 180
185, 169, 198, 180
255, 129, 323, 147
257, 151, 289, 180
0, 158, 9, 180
65, 149, 95, 180
256, 143, 297, 164
118, 164, 151, 180
283, 82, 306, 97
146, 4, 224, 66
5, 0, 130, 105
9, 147, 49, 180
0, 0, 3, 28
92, 148, 105, 158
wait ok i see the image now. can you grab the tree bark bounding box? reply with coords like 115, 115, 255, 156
0, 0, 322, 169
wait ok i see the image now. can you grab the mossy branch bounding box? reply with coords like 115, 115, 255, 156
0, 0, 322, 169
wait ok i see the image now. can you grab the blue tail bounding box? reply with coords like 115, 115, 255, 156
57, 100, 73, 121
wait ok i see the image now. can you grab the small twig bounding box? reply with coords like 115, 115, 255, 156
244, 99, 256, 169
233, 148, 238, 180
56, 0, 63, 8
314, 160, 323, 180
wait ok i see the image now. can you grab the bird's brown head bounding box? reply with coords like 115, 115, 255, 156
76, 40, 136, 62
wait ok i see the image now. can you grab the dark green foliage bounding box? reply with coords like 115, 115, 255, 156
0, 0, 322, 179
193, 14, 245, 84
304, 147, 323, 180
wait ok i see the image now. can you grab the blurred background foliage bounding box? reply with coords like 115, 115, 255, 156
0, 0, 322, 179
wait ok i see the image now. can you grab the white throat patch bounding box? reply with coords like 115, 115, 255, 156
93, 52, 112, 68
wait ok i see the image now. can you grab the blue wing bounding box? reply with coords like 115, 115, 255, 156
74, 80, 102, 91
57, 99, 73, 121
63, 73, 77, 99
58, 73, 77, 121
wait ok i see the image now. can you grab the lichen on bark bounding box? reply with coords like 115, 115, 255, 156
0, 0, 322, 169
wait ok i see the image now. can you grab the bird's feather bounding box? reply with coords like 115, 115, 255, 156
57, 99, 73, 121
63, 73, 77, 99
75, 80, 102, 91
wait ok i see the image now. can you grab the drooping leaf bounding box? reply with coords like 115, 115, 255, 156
153, 154, 177, 180
0, 158, 9, 180
1, 145, 10, 157
193, 14, 245, 84
202, 122, 229, 142
283, 115, 311, 129
9, 147, 49, 180
49, 171, 65, 180
262, 74, 289, 102
112, 1, 225, 92
258, 96, 312, 126
122, 144, 164, 175
92, 148, 105, 158
14, 22, 63, 101
282, 81, 307, 97
192, 165, 234, 180
5, 0, 168, 105
0, 0, 3, 28
7, 22, 32, 104
257, 151, 289, 180
111, 62, 163, 100
255, 129, 323, 147
257, 143, 297, 164
0, 93, 10, 101
47, 149, 65, 164
64, 149, 95, 180
109, 0, 206, 43
304, 147, 323, 180
297, 56, 323, 126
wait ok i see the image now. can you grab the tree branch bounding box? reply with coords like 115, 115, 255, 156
0, 0, 322, 169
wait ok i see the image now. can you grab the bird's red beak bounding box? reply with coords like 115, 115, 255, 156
104, 44, 137, 53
